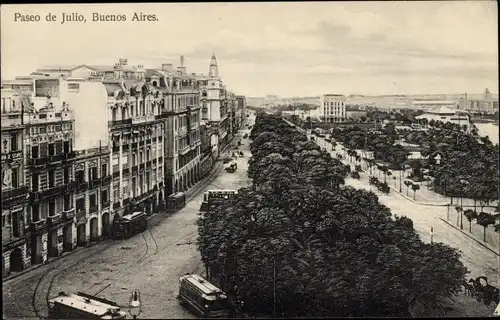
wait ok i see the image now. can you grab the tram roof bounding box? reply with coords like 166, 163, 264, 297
180, 273, 224, 295
205, 189, 238, 194
121, 211, 145, 221
48, 292, 125, 317
169, 192, 186, 199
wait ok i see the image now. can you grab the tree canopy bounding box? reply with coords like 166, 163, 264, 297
197, 113, 468, 318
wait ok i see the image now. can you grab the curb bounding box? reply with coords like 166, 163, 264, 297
3, 132, 245, 284
439, 218, 499, 257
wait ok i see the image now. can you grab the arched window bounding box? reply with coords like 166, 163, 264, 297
152, 81, 158, 87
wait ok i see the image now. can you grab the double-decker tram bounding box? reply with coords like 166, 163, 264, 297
47, 291, 127, 319
166, 192, 186, 213
177, 274, 233, 318
199, 190, 238, 213
113, 211, 147, 239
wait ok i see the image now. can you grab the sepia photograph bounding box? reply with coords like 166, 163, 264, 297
1, 1, 499, 319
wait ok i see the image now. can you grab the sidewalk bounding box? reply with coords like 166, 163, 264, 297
321, 137, 500, 254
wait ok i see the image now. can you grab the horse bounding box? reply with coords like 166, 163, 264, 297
462, 280, 475, 297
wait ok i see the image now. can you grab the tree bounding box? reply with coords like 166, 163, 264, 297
411, 183, 420, 200
476, 212, 496, 242
463, 209, 478, 233
404, 180, 412, 196
197, 113, 468, 318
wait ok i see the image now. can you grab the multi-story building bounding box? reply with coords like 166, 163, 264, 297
319, 94, 347, 123
23, 87, 77, 265
235, 95, 247, 131
2, 88, 30, 277
459, 89, 499, 114
55, 59, 166, 221
146, 56, 202, 195
197, 54, 231, 156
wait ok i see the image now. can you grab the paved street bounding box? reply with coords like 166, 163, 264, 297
312, 135, 499, 288
3, 121, 254, 320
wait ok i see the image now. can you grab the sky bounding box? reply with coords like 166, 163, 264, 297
1, 2, 498, 97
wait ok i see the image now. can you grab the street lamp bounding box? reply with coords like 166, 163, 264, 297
129, 289, 142, 319
459, 179, 469, 230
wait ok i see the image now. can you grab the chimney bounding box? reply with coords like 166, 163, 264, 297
161, 63, 173, 71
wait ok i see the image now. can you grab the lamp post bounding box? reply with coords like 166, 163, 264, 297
459, 179, 469, 230
129, 289, 142, 320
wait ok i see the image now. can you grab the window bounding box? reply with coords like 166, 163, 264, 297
32, 204, 40, 222
48, 170, 55, 188
10, 133, 18, 152
101, 190, 108, 204
12, 211, 20, 238
89, 167, 98, 181
76, 170, 85, 184
64, 194, 72, 210
101, 163, 108, 177
89, 194, 97, 208
31, 146, 39, 159
32, 173, 39, 191
64, 140, 70, 153
11, 167, 19, 188
48, 143, 55, 156
76, 198, 85, 212
64, 167, 70, 184
113, 184, 120, 203
48, 200, 56, 216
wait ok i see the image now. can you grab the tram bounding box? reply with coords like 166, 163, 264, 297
199, 190, 238, 213
113, 211, 147, 239
48, 291, 127, 319
166, 192, 187, 213
177, 273, 233, 318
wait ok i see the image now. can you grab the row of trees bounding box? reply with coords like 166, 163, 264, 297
197, 113, 468, 318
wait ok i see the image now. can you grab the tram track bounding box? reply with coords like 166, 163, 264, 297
8, 139, 239, 319
29, 243, 116, 319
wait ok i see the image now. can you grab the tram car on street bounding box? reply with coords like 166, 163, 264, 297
48, 291, 127, 319
199, 189, 238, 213
166, 192, 187, 213
113, 211, 147, 239
177, 273, 233, 318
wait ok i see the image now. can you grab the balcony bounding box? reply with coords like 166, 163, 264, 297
101, 175, 112, 185
30, 220, 47, 232
112, 145, 119, 153
76, 209, 86, 219
28, 158, 47, 166
146, 160, 152, 168
113, 202, 121, 210
2, 185, 29, 200
152, 158, 157, 166
47, 214, 63, 226
152, 137, 157, 143
146, 138, 151, 145
76, 181, 89, 192
179, 145, 190, 156
113, 171, 120, 178
131, 142, 138, 149
123, 168, 130, 175
122, 144, 130, 152
123, 198, 130, 206
63, 208, 75, 220
102, 201, 111, 209
40, 186, 60, 199
89, 206, 98, 214
63, 151, 77, 160
109, 118, 132, 128
66, 180, 78, 191
1, 149, 23, 162
132, 165, 138, 175
132, 115, 156, 124
49, 154, 65, 163
89, 179, 101, 189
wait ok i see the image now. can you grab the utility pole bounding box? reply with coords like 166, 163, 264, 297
430, 226, 434, 245
273, 256, 276, 319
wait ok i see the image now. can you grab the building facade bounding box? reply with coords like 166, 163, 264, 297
235, 95, 247, 131
415, 106, 471, 131
23, 95, 77, 265
146, 56, 202, 196
197, 54, 231, 155
2, 89, 30, 277
319, 94, 346, 122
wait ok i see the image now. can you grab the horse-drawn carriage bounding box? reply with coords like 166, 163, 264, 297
224, 161, 237, 173
463, 276, 499, 307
